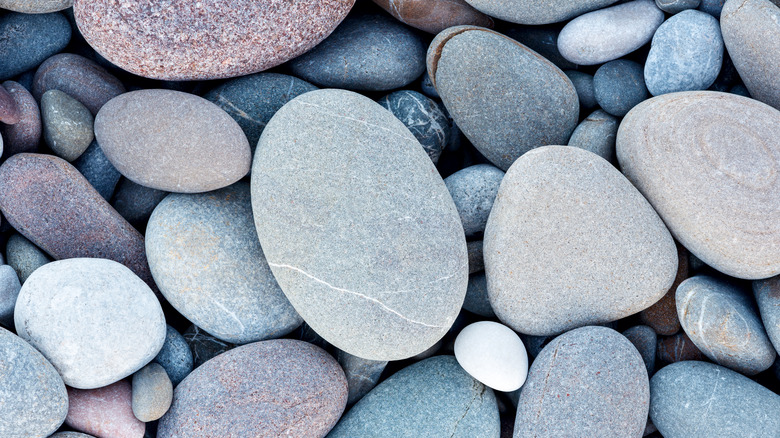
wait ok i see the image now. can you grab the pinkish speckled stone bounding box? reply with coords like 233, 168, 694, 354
73, 0, 356, 80
66, 381, 145, 438
0, 83, 20, 125
0, 81, 41, 157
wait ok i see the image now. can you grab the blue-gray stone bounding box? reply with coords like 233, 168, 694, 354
645, 10, 723, 96
444, 164, 505, 237
110, 178, 168, 230
182, 325, 234, 369
753, 275, 780, 357
505, 26, 578, 70
594, 59, 649, 117
698, 0, 726, 16
565, 70, 598, 111
567, 109, 618, 162
677, 275, 776, 375
74, 140, 121, 201
378, 90, 451, 164
328, 355, 499, 437
153, 325, 194, 386
730, 83, 751, 97
623, 325, 657, 376
0, 12, 71, 81
420, 72, 439, 98
463, 272, 495, 317
336, 350, 388, 406
0, 327, 68, 438
289, 15, 426, 92
5, 233, 51, 284
0, 265, 21, 327
204, 73, 318, 153
650, 361, 780, 437
656, 0, 702, 13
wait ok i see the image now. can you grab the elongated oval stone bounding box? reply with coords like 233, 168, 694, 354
251, 89, 467, 361
485, 146, 677, 336
617, 91, 780, 279
464, 0, 619, 25
95, 89, 251, 193
372, 0, 493, 33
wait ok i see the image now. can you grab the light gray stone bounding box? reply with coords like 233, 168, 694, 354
336, 350, 388, 405
463, 0, 619, 25
0, 0, 72, 13
132, 362, 173, 422
568, 109, 618, 162
41, 89, 94, 162
0, 265, 21, 327
754, 275, 780, 355
5, 232, 51, 284
444, 164, 504, 236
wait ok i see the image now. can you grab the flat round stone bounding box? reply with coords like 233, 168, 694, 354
463, 0, 619, 25
372, 0, 493, 33
593, 59, 649, 117
454, 321, 528, 391
132, 362, 173, 422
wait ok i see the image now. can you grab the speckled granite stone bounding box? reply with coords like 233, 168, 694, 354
0, 0, 72, 13
444, 164, 504, 236
66, 381, 145, 438
0, 84, 20, 124
0, 265, 21, 327
5, 233, 51, 284
0, 12, 71, 80
373, 0, 493, 33
593, 59, 649, 117
463, 0, 618, 25
0, 81, 41, 156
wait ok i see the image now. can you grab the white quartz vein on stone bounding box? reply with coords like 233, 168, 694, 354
295, 100, 418, 143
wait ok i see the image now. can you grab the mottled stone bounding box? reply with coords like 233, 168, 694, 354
132, 363, 173, 422
485, 146, 677, 336
0, 12, 71, 80
677, 275, 776, 374
182, 325, 234, 369
0, 327, 68, 438
0, 0, 72, 12
252, 89, 467, 361
153, 325, 193, 386
66, 381, 145, 438
454, 321, 528, 391
111, 178, 168, 230
645, 10, 723, 96
754, 275, 780, 355
204, 73, 317, 153
467, 240, 484, 274
567, 109, 618, 162
372, 0, 493, 33
444, 164, 504, 236
721, 0, 780, 111
656, 0, 702, 13
74, 0, 355, 80
5, 233, 51, 284
650, 361, 780, 437
558, 1, 665, 65
0, 265, 21, 327
33, 54, 125, 116
464, 272, 495, 317
640, 243, 689, 336
0, 154, 156, 289
289, 15, 426, 92
329, 355, 499, 437
14, 258, 166, 389
565, 70, 597, 111
158, 340, 347, 438
594, 60, 649, 117
0, 84, 21, 124
463, 0, 619, 25
429, 27, 579, 171
514, 326, 649, 437
95, 89, 251, 193
41, 90, 94, 161
73, 140, 122, 201
0, 81, 41, 156
657, 332, 704, 363
336, 350, 388, 405
623, 325, 657, 375
617, 91, 780, 279
147, 183, 302, 344
379, 90, 451, 164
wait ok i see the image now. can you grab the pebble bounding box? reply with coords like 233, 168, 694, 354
204, 73, 317, 153
617, 91, 780, 279
467, 240, 485, 274
0, 154, 156, 289
454, 321, 528, 391
464, 272, 495, 317
640, 243, 689, 335
14, 258, 166, 389
41, 90, 94, 161
378, 90, 451, 164
677, 275, 776, 375
754, 275, 780, 354
0, 84, 21, 125
289, 15, 426, 92
0, 0, 72, 12
0, 327, 68, 438
420, 71, 439, 98
73, 140, 122, 201
0, 81, 41, 156
110, 178, 168, 230
594, 59, 649, 117
699, 0, 726, 15
557, 1, 665, 65
95, 89, 250, 193
514, 326, 649, 436
66, 381, 145, 438
504, 25, 577, 70
463, 0, 619, 25
146, 183, 302, 344
429, 27, 579, 171
720, 0, 780, 111
328, 355, 499, 437
132, 363, 173, 422
158, 340, 348, 437
484, 146, 677, 336
444, 164, 505, 236
5, 233, 51, 284
650, 361, 780, 436
336, 350, 388, 405
372, 0, 493, 33
644, 10, 724, 96
251, 89, 467, 361
73, 0, 354, 80
0, 265, 21, 327
623, 325, 658, 376
564, 70, 598, 111
657, 332, 704, 363
182, 325, 234, 368
567, 109, 618, 162
656, 0, 702, 13
153, 325, 194, 386
0, 12, 71, 80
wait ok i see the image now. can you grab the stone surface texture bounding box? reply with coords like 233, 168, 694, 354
0, 81, 41, 156
66, 381, 145, 438
372, 0, 493, 33
463, 0, 619, 25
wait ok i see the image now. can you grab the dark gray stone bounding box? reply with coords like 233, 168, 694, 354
41, 89, 94, 161
467, 240, 484, 274
182, 325, 234, 369
567, 109, 618, 162
463, 0, 619, 25
656, 0, 701, 13
699, 0, 726, 16
132, 362, 173, 422
594, 59, 649, 117
623, 325, 657, 376
378, 90, 451, 164
420, 71, 439, 98
336, 350, 388, 405
110, 178, 168, 230
5, 233, 51, 284
0, 265, 21, 327
73, 140, 121, 201
153, 325, 194, 386
754, 275, 780, 355
505, 26, 577, 70
464, 272, 495, 317
565, 70, 597, 111
0, 12, 71, 80
444, 164, 504, 236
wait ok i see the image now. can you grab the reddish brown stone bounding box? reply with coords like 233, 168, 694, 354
373, 0, 493, 34
32, 53, 125, 116
657, 332, 704, 364
66, 381, 145, 438
0, 81, 41, 157
73, 0, 356, 80
640, 243, 689, 335
0, 83, 21, 125
0, 153, 156, 291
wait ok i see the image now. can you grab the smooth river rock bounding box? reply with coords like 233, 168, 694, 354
568, 109, 618, 162
657, 0, 702, 12
336, 350, 388, 406
0, 84, 20, 125
429, 26, 579, 171
73, 140, 122, 201
95, 89, 251, 193
444, 164, 505, 236
74, 0, 355, 80
146, 183, 302, 344
14, 258, 166, 389
41, 90, 94, 161
514, 326, 649, 437
378, 90, 451, 164
66, 381, 145, 438
485, 146, 677, 336
0, 81, 41, 156
153, 325, 194, 386
454, 321, 528, 391
463, 0, 619, 25
251, 89, 467, 361
593, 59, 649, 117
617, 91, 780, 280
158, 340, 347, 438
623, 325, 658, 376
0, 265, 21, 327
372, 0, 493, 33
754, 275, 780, 354
5, 233, 51, 284
0, 12, 71, 80
132, 362, 173, 422
0, 0, 72, 12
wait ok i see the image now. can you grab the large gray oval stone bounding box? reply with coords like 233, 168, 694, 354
146, 183, 302, 344
463, 0, 619, 25
617, 91, 780, 280
251, 89, 467, 361
485, 146, 677, 336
